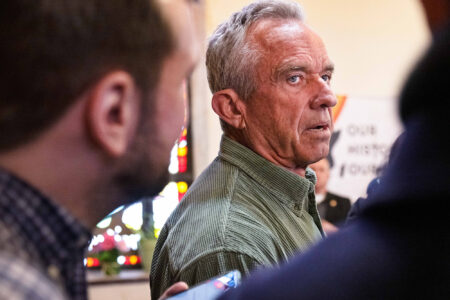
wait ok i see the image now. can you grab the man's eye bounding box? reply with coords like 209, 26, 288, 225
321, 74, 331, 82
288, 75, 301, 84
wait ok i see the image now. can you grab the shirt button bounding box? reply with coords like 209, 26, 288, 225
47, 264, 61, 281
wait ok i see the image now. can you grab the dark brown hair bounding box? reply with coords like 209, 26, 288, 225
0, 0, 173, 151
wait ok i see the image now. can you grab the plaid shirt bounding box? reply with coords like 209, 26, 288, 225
0, 169, 91, 300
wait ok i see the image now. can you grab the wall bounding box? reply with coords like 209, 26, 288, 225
89, 282, 149, 300
191, 0, 430, 177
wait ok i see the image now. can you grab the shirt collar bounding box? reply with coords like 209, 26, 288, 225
0, 168, 91, 267
218, 135, 316, 210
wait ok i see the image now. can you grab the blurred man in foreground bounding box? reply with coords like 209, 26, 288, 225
219, 0, 450, 298
151, 0, 337, 297
0, 0, 201, 299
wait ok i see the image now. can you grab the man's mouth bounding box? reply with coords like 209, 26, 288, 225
310, 123, 329, 131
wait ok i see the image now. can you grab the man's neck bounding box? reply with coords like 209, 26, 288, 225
224, 132, 308, 177
0, 101, 106, 229
0, 144, 97, 229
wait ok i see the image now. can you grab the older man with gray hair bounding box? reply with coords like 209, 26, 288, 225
150, 0, 336, 297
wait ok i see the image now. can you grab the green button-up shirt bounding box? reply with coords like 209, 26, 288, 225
150, 136, 323, 299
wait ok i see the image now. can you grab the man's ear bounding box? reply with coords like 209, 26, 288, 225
211, 89, 246, 129
86, 71, 140, 157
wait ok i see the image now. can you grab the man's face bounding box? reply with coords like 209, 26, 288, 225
146, 0, 202, 180
112, 0, 202, 201
242, 19, 336, 171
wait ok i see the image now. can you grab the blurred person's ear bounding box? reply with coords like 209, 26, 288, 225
212, 89, 246, 129
85, 71, 140, 157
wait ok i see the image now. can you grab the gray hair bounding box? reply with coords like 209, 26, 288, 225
206, 0, 304, 102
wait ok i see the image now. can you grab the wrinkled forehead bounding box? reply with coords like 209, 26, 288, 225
246, 18, 332, 78
248, 18, 326, 55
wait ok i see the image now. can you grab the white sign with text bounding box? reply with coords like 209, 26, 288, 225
327, 97, 402, 202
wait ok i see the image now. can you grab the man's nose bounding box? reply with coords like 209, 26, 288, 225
310, 76, 337, 109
